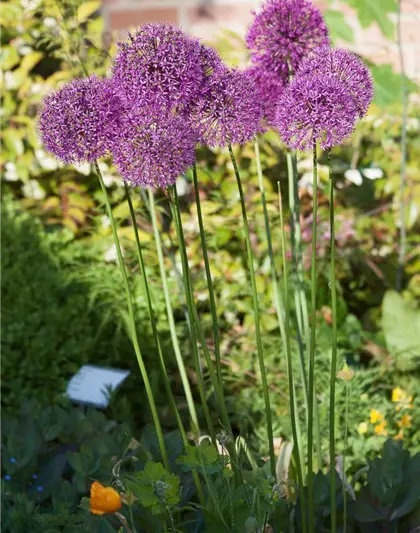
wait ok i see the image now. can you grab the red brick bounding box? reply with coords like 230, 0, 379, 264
187, 4, 255, 25
402, 0, 420, 13
400, 19, 420, 43
109, 7, 178, 29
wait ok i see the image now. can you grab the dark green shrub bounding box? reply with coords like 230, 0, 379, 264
1, 202, 128, 410
0, 202, 178, 420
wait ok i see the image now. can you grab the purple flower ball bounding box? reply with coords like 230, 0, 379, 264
111, 110, 196, 189
246, 65, 285, 127
297, 46, 374, 118
112, 23, 207, 114
191, 68, 264, 147
38, 76, 123, 164
275, 73, 358, 151
246, 0, 329, 79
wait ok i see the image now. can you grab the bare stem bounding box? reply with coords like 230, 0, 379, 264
396, 0, 408, 291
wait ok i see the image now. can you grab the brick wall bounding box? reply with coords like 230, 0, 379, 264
102, 0, 420, 84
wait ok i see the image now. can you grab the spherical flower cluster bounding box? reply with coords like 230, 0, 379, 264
190, 68, 264, 147
297, 46, 374, 117
38, 76, 123, 164
246, 0, 329, 80
112, 23, 207, 114
111, 110, 197, 189
275, 73, 358, 151
246, 65, 285, 127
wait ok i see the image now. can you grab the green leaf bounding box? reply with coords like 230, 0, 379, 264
77, 1, 101, 23
371, 65, 418, 108
176, 440, 219, 472
349, 501, 385, 522
344, 0, 396, 38
324, 10, 354, 43
382, 290, 420, 371
1, 46, 20, 70
2, 129, 24, 157
19, 51, 43, 73
390, 480, 420, 520
125, 461, 180, 515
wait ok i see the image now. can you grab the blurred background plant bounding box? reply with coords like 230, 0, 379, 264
1, 0, 420, 530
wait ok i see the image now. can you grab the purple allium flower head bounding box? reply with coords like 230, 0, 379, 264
246, 65, 285, 127
112, 23, 207, 114
191, 68, 263, 147
297, 46, 374, 118
111, 110, 196, 189
246, 0, 329, 79
275, 73, 358, 151
38, 75, 123, 164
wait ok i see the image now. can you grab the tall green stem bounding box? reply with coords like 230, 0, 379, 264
147, 190, 200, 433
192, 162, 222, 387
396, 0, 407, 291
307, 141, 318, 533
343, 382, 349, 533
166, 188, 216, 443
254, 139, 305, 474
125, 184, 186, 440
127, 185, 207, 512
149, 191, 215, 442
287, 152, 323, 473
286, 153, 310, 429
228, 144, 275, 477
278, 183, 307, 533
171, 189, 234, 448
329, 150, 338, 533
94, 164, 168, 469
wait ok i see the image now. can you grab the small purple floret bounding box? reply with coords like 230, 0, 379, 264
246, 0, 329, 79
111, 111, 197, 189
38, 76, 123, 164
275, 73, 358, 151
298, 46, 374, 117
112, 23, 207, 114
246, 65, 285, 127
191, 68, 264, 147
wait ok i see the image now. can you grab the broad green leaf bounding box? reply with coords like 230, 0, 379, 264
2, 129, 24, 156
0, 3, 22, 25
176, 440, 219, 471
19, 51, 43, 73
77, 1, 101, 23
125, 461, 180, 515
381, 290, 420, 371
371, 65, 418, 108
325, 10, 354, 43
349, 501, 385, 522
345, 0, 396, 38
1, 46, 20, 70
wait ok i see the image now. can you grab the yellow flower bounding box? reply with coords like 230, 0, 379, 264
392, 387, 406, 403
397, 413, 412, 429
370, 409, 384, 424
374, 421, 388, 436
358, 422, 368, 435
394, 430, 404, 441
90, 481, 122, 515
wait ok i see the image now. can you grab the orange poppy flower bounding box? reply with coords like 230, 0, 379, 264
90, 481, 122, 515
